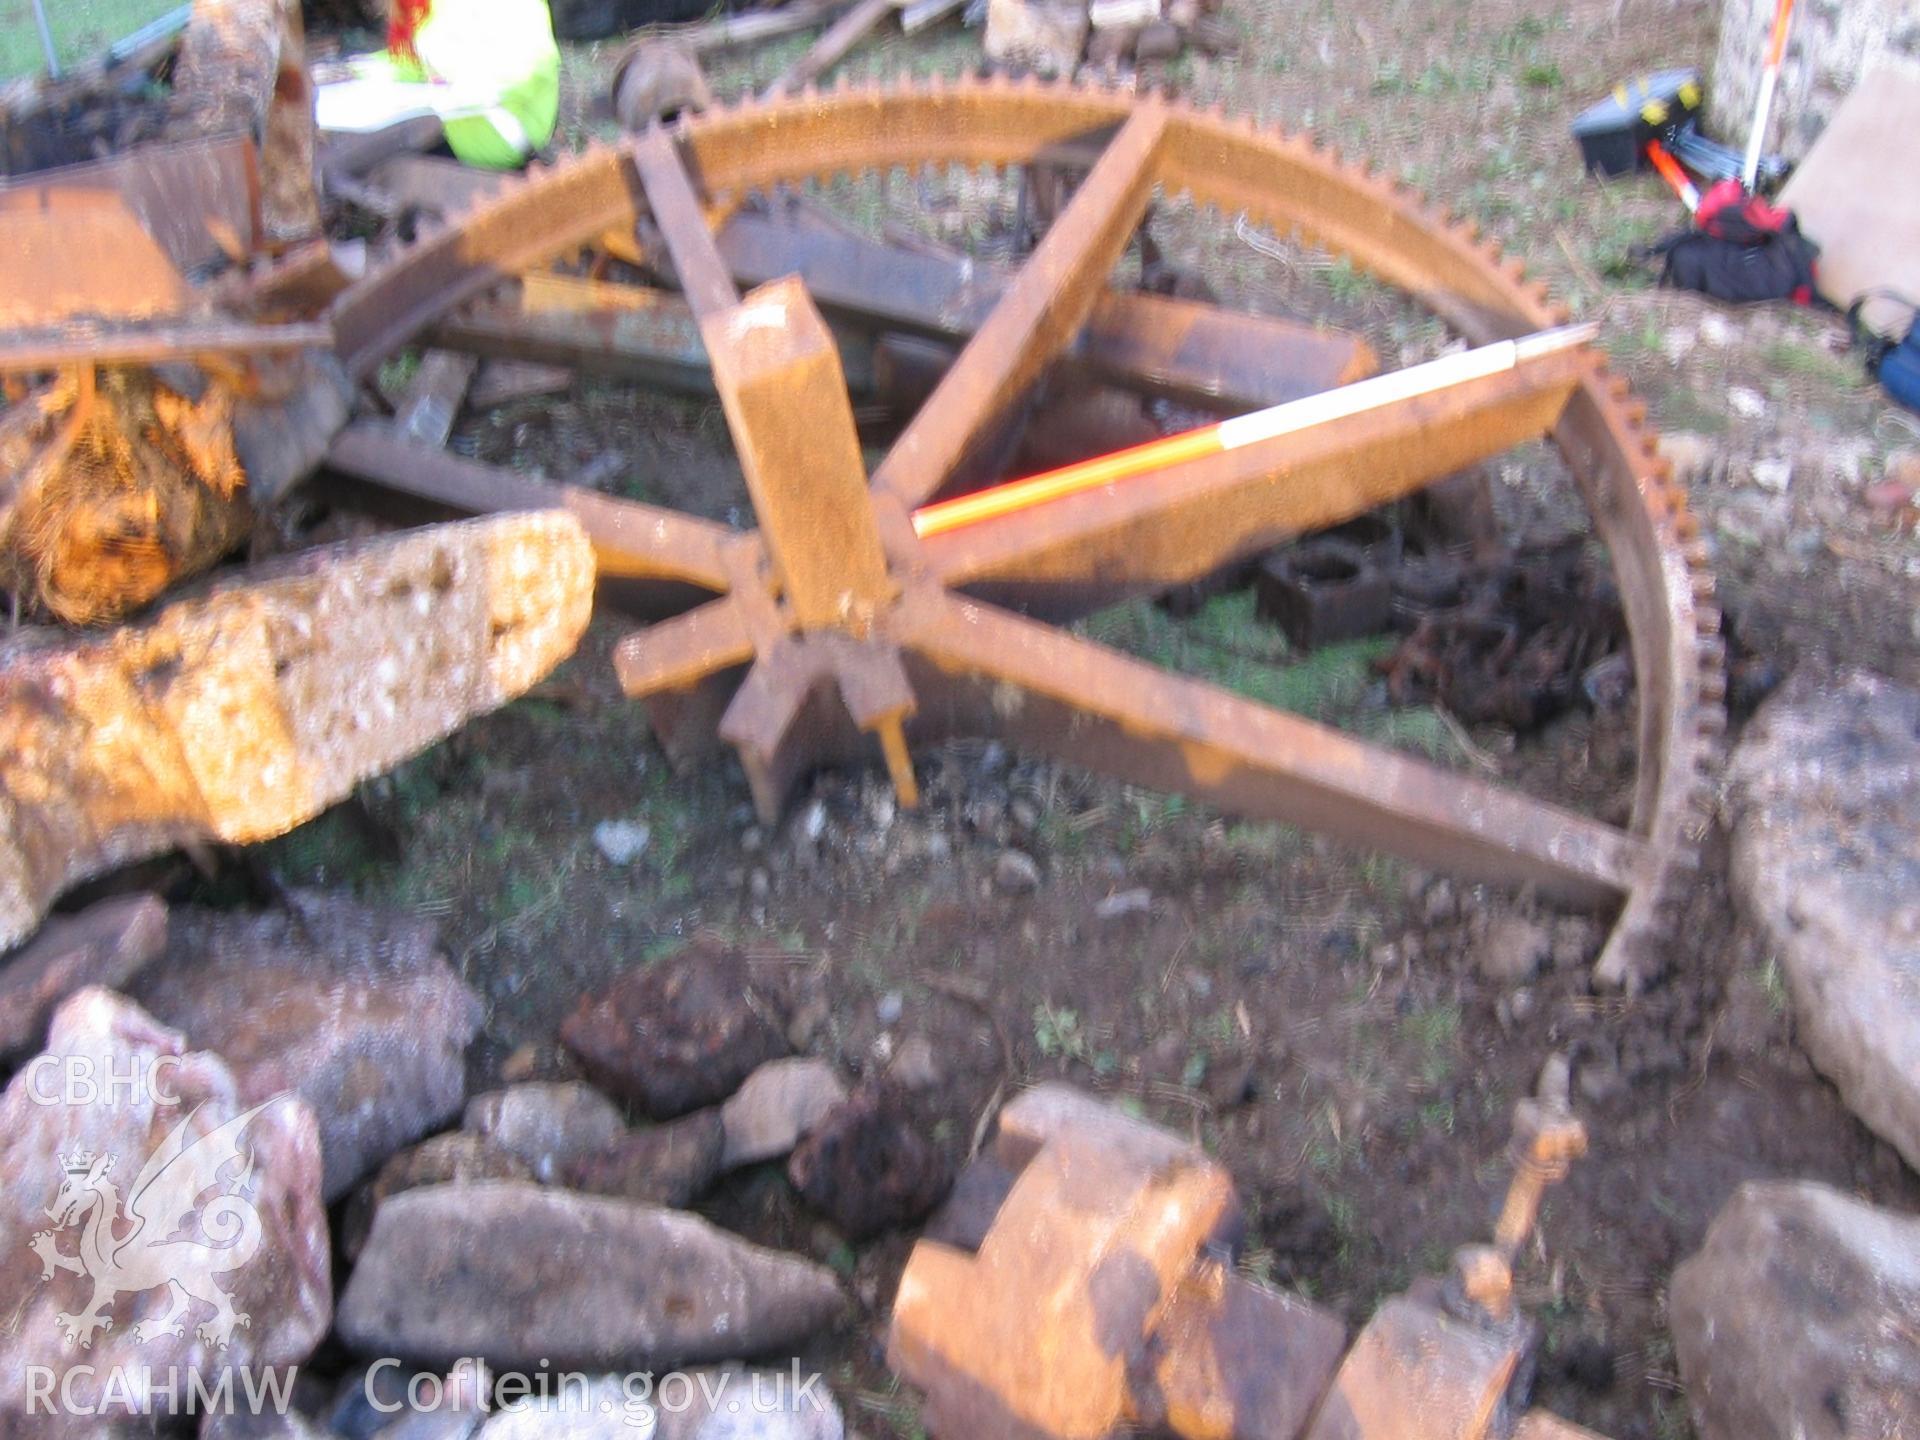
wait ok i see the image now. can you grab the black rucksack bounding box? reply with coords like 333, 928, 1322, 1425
1646, 180, 1821, 306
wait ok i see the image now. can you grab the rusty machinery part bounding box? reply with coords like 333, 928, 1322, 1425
323, 78, 1725, 990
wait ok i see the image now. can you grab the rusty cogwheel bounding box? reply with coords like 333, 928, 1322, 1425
325, 77, 1725, 989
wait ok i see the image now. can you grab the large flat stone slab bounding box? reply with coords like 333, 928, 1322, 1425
0, 511, 594, 948
133, 896, 484, 1200
1726, 668, 1920, 1170
0, 894, 166, 1058
337, 1181, 846, 1371
1670, 1180, 1920, 1440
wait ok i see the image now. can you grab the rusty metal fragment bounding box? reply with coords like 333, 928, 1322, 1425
888, 1084, 1345, 1440
0, 205, 185, 331
0, 512, 595, 949
1301, 1294, 1530, 1440
392, 351, 479, 449
0, 137, 261, 275
715, 208, 1377, 409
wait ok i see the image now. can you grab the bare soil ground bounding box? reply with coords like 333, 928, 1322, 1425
262, 2, 1920, 1437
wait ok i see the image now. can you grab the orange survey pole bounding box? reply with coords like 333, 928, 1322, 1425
1646, 140, 1700, 214
911, 323, 1599, 540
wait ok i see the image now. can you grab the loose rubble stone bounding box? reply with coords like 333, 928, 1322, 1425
337, 1181, 847, 1370
788, 1087, 950, 1240
1083, 23, 1137, 67
653, 1366, 845, 1440
592, 819, 652, 866
1669, 1180, 1920, 1440
1726, 669, 1920, 1170
1887, 448, 1920, 490
984, 0, 1088, 75
1092, 887, 1151, 920
464, 1082, 627, 1182
565, 1110, 726, 1206
0, 990, 330, 1435
0, 512, 595, 949
885, 1035, 942, 1092
561, 941, 788, 1120
1748, 455, 1793, 492
1475, 913, 1551, 985
993, 849, 1041, 893
343, 1357, 491, 1440
720, 1060, 848, 1170
133, 896, 484, 1200
0, 893, 166, 1057
1134, 19, 1182, 60
342, 1132, 534, 1261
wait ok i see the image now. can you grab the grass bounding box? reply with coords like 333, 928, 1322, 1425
1399, 1001, 1462, 1089
1032, 1001, 1118, 1076
0, 0, 181, 83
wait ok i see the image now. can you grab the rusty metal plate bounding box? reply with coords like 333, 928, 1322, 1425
0, 202, 185, 328
0, 136, 259, 274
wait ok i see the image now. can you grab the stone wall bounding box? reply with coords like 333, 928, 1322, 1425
1711, 0, 1920, 158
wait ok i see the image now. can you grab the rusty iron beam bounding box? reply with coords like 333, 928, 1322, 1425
431, 267, 1345, 420
632, 127, 740, 321
715, 210, 1377, 409
890, 588, 1644, 903
698, 278, 892, 630
432, 283, 718, 395
0, 318, 332, 371
871, 104, 1170, 508
325, 423, 734, 591
923, 347, 1587, 614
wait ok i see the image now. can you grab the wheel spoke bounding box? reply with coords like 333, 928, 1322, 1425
890, 588, 1644, 903
326, 424, 736, 591
632, 128, 740, 322
613, 596, 757, 696
870, 105, 1170, 508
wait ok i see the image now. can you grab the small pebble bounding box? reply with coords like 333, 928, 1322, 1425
995, 848, 1042, 893
592, 819, 652, 865
1749, 456, 1792, 493
1094, 887, 1153, 920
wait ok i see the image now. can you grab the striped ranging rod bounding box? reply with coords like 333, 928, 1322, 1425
911, 322, 1601, 539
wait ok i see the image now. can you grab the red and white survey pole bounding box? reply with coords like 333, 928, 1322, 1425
1741, 0, 1797, 191
911, 323, 1600, 540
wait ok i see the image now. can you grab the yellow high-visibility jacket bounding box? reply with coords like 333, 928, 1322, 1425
394, 0, 560, 168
